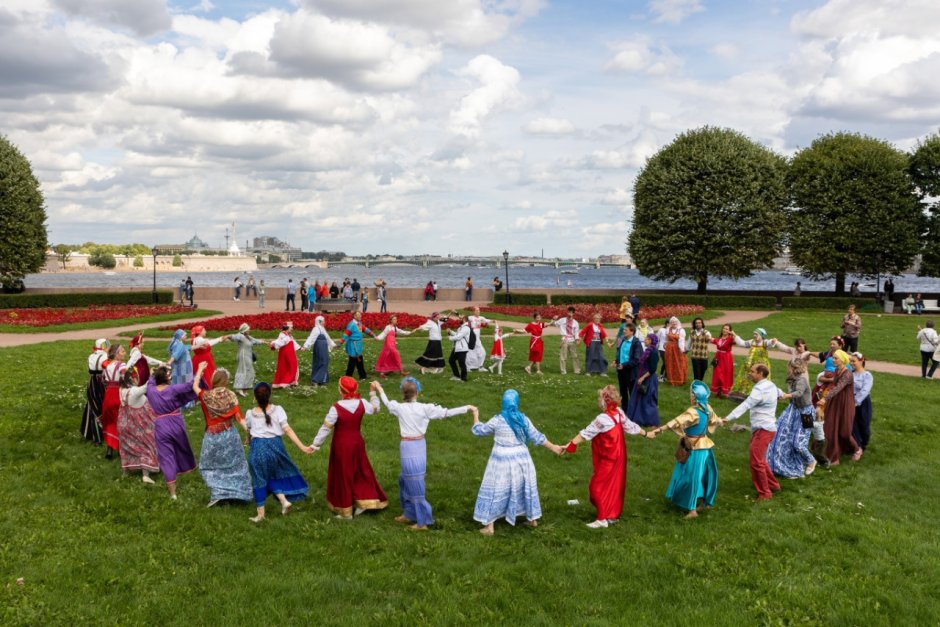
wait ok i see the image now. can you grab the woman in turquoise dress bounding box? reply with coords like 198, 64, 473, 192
648, 380, 721, 518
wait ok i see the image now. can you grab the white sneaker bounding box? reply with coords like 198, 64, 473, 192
354, 507, 366, 516
805, 461, 817, 476
450, 376, 462, 381
586, 519, 609, 529
479, 366, 489, 372
207, 499, 220, 508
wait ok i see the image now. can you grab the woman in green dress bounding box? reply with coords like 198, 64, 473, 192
729, 328, 774, 400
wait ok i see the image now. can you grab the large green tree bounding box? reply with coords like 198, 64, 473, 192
628, 126, 788, 293
0, 135, 48, 287
788, 132, 924, 294
909, 132, 940, 277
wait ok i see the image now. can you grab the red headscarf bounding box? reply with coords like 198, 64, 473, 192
191, 325, 205, 343
130, 332, 144, 349
339, 376, 359, 399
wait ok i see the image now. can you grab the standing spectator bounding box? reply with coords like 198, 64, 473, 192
552, 306, 581, 375
351, 278, 361, 302
307, 281, 317, 313
185, 276, 194, 307
378, 281, 388, 313
258, 280, 266, 308
329, 281, 339, 299
342, 281, 354, 301
492, 276, 503, 292
841, 304, 862, 352
361, 289, 369, 312
915, 293, 925, 315
884, 278, 894, 302
178, 279, 187, 305
465, 277, 473, 302
424, 281, 435, 301
285, 279, 296, 311
300, 278, 309, 311
916, 321, 939, 379
794, 281, 801, 296
246, 274, 257, 298
850, 282, 861, 297
629, 293, 640, 317
431, 280, 439, 300
721, 364, 783, 501
618, 296, 633, 321
233, 277, 242, 302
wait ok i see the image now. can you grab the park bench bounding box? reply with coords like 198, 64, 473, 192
922, 299, 940, 313
315, 300, 356, 313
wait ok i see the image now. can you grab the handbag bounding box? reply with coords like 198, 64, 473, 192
711, 357, 719, 368
638, 379, 649, 395
674, 437, 691, 464
800, 411, 814, 429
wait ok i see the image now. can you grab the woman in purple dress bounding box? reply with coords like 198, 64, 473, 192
146, 361, 206, 500
627, 333, 660, 426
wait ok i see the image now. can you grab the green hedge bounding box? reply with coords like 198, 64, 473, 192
0, 291, 175, 309
781, 297, 878, 310
492, 294, 547, 306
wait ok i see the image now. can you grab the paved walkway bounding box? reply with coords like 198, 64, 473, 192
0, 302, 927, 378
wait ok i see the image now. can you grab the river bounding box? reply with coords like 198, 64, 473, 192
23, 266, 940, 293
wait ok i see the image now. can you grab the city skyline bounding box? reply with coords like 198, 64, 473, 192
4, 0, 939, 256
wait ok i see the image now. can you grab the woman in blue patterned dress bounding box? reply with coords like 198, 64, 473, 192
198, 368, 253, 507
766, 357, 817, 478
471, 390, 563, 536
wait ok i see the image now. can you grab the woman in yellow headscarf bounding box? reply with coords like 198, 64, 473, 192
816, 349, 860, 465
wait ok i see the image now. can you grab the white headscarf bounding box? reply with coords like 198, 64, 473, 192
315, 316, 337, 349
669, 316, 680, 329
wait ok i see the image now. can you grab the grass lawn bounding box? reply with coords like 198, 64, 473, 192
2, 335, 938, 624
0, 310, 221, 334
708, 311, 930, 366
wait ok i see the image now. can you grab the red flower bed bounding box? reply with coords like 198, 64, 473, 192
478, 303, 705, 323
161, 312, 460, 333
2, 305, 191, 327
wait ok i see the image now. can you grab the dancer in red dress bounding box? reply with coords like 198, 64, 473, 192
710, 324, 735, 398
271, 321, 301, 388
486, 322, 513, 374
523, 312, 547, 375
375, 315, 413, 377
311, 377, 388, 518
191, 325, 228, 389
561, 386, 650, 528
99, 343, 127, 460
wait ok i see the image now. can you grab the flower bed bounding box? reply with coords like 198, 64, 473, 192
160, 312, 459, 333
478, 303, 705, 323
2, 304, 191, 327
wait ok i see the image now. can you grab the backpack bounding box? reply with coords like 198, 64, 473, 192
467, 327, 477, 350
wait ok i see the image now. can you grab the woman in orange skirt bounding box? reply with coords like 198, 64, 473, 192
664, 317, 688, 386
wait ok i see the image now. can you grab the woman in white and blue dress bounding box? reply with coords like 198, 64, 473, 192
766, 357, 817, 478
302, 316, 336, 385
471, 389, 563, 535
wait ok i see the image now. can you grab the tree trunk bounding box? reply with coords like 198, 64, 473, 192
835, 272, 845, 295
696, 276, 707, 294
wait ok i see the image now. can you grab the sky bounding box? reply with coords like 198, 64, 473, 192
2, 0, 939, 258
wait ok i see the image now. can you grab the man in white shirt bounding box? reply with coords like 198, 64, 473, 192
722, 363, 785, 501
552, 306, 581, 375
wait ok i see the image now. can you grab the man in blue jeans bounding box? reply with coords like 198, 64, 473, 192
464, 277, 473, 301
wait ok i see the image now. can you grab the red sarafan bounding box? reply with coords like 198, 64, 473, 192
2, 305, 190, 327
478, 304, 704, 324
160, 312, 460, 333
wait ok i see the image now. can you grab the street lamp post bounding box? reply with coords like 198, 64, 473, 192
502, 250, 511, 304
152, 247, 159, 304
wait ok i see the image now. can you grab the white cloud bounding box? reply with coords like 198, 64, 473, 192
791, 0, 940, 39
302, 0, 545, 47
523, 117, 576, 135
264, 11, 442, 91
511, 210, 577, 232
449, 55, 524, 138
710, 43, 738, 60
648, 0, 704, 25
605, 38, 682, 76
51, 0, 171, 36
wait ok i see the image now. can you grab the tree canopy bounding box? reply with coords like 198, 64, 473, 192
0, 135, 48, 287
788, 132, 925, 293
628, 126, 788, 293
910, 132, 940, 277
